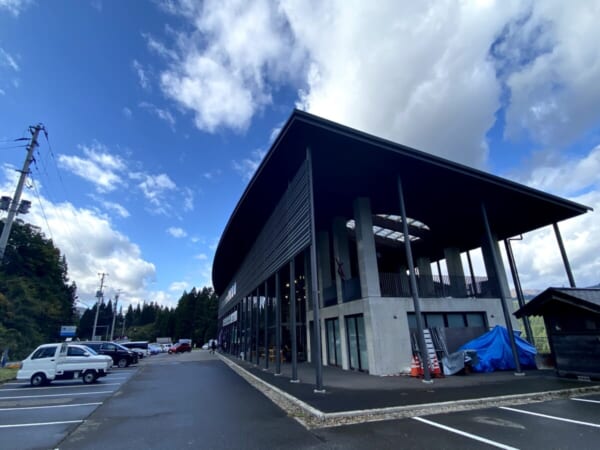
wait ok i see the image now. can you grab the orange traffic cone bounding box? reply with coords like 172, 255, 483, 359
430, 354, 443, 378
410, 355, 423, 377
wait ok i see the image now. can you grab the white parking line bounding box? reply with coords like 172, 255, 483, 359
1, 383, 121, 391
0, 402, 101, 411
500, 406, 600, 428
0, 420, 83, 429
412, 417, 519, 450
0, 390, 113, 400
572, 398, 600, 404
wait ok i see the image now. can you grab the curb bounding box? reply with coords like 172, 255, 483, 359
217, 354, 600, 429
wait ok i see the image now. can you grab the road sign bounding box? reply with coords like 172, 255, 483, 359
60, 325, 77, 337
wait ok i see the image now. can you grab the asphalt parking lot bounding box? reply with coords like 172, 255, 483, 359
2, 352, 599, 449
0, 366, 138, 450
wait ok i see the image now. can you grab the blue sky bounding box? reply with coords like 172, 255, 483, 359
1, 0, 599, 309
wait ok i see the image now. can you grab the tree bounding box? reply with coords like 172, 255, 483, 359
0, 221, 77, 359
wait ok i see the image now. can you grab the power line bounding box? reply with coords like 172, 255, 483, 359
29, 176, 54, 242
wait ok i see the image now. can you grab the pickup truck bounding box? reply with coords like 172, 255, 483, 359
17, 342, 113, 386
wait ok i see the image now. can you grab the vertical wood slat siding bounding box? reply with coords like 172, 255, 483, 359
219, 161, 310, 316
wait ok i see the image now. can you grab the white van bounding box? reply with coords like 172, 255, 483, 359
17, 342, 112, 386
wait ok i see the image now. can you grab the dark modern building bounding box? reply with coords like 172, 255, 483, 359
515, 288, 600, 379
212, 110, 590, 384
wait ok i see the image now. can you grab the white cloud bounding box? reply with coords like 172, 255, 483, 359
122, 106, 132, 118
99, 199, 130, 218
232, 148, 266, 181
182, 187, 194, 212
169, 280, 189, 292
0, 47, 19, 71
195, 253, 207, 260
139, 101, 176, 128
167, 226, 187, 238
156, 0, 300, 132
1, 165, 157, 307
497, 1, 600, 148
133, 172, 177, 206
58, 143, 126, 193
0, 0, 32, 16
132, 59, 151, 90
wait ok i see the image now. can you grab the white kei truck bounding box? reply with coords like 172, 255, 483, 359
17, 342, 113, 386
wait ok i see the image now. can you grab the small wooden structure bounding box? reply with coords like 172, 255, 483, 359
515, 288, 600, 379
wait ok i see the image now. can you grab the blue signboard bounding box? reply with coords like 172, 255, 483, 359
60, 326, 77, 337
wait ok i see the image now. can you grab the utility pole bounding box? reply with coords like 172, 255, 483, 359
110, 290, 121, 341
92, 273, 108, 340
0, 124, 43, 263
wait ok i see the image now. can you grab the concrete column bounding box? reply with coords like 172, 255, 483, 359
317, 231, 334, 301
338, 312, 350, 369
417, 257, 435, 297
353, 197, 381, 298
444, 248, 468, 297
332, 217, 352, 304
481, 235, 511, 299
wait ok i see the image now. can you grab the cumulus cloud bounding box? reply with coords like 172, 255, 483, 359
58, 143, 126, 193
167, 226, 187, 238
132, 172, 177, 207
1, 165, 157, 307
156, 0, 301, 132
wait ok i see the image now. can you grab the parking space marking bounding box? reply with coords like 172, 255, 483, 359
412, 417, 519, 450
500, 406, 600, 428
0, 390, 113, 400
0, 402, 101, 411
0, 420, 83, 429
0, 383, 121, 391
572, 398, 600, 404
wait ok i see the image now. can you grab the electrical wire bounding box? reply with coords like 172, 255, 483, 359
29, 175, 54, 242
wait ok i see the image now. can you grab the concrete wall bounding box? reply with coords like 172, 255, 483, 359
310, 296, 516, 376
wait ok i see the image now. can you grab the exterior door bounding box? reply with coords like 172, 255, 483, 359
30, 344, 60, 378
345, 314, 369, 372
326, 318, 341, 366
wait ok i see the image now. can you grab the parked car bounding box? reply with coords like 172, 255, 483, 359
160, 343, 173, 353
17, 342, 112, 386
120, 341, 149, 358
148, 343, 162, 355
79, 341, 138, 368
168, 342, 192, 354
119, 341, 149, 359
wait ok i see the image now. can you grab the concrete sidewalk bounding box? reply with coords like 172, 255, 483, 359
218, 353, 600, 428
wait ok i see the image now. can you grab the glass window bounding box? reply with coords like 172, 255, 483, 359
32, 346, 58, 359
426, 313, 444, 329
466, 313, 485, 327
447, 313, 465, 328
356, 315, 369, 372
67, 346, 86, 356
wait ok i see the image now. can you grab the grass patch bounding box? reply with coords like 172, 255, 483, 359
0, 367, 17, 383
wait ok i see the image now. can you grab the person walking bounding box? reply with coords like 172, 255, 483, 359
210, 340, 217, 355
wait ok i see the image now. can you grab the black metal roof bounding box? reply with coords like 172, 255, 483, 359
212, 110, 591, 295
514, 288, 600, 317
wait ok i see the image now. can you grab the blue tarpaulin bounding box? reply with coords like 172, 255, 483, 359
458, 325, 537, 372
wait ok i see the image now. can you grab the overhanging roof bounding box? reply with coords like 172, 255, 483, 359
514, 288, 600, 317
212, 110, 591, 295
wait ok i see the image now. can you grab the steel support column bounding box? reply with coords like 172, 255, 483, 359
307, 147, 324, 392
290, 258, 299, 382
255, 288, 260, 365
553, 222, 576, 288
481, 203, 522, 374
275, 271, 282, 375
264, 280, 269, 370
466, 251, 477, 297
397, 176, 432, 383
504, 238, 535, 345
